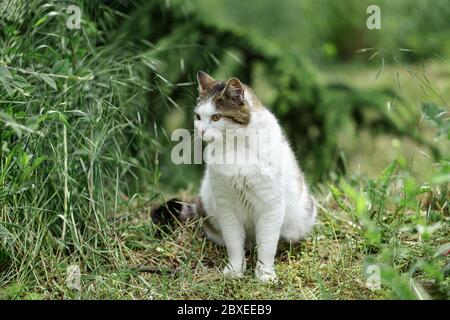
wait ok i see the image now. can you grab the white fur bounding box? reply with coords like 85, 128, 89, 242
195, 95, 316, 282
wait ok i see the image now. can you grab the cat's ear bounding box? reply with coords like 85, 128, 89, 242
197, 71, 216, 92
222, 77, 244, 102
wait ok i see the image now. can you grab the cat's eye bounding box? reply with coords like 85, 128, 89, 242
195, 113, 201, 120
211, 114, 221, 121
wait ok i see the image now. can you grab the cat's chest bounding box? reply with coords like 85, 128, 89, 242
210, 169, 256, 210
230, 175, 252, 195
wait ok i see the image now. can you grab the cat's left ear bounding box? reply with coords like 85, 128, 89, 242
222, 77, 244, 102
197, 71, 216, 92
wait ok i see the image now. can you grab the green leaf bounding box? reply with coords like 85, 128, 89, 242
39, 74, 57, 90
0, 66, 12, 81
19, 152, 30, 168
31, 156, 48, 170
12, 75, 29, 88
52, 59, 70, 74
378, 160, 398, 188
33, 15, 49, 28
329, 183, 347, 211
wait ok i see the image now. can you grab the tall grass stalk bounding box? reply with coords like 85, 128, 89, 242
0, 0, 163, 294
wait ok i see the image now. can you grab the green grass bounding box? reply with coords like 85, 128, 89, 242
0, 0, 162, 296
1, 158, 448, 299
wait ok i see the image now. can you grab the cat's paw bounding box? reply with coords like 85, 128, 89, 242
222, 261, 246, 279
255, 262, 277, 283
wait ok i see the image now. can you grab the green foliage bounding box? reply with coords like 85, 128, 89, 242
114, 0, 440, 184
327, 77, 449, 297
329, 155, 449, 299
0, 0, 162, 286
195, 0, 450, 62
0, 0, 448, 299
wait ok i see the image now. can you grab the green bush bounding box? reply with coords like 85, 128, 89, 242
0, 0, 161, 284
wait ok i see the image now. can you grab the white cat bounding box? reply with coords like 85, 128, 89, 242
193, 71, 316, 282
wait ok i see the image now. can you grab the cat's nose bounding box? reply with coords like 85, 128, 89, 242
198, 128, 204, 137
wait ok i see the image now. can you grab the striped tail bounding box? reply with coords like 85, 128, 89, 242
150, 197, 205, 230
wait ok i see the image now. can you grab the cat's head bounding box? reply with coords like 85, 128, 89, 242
194, 71, 251, 141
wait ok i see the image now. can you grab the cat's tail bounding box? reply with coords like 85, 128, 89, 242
151, 197, 224, 245
150, 197, 205, 232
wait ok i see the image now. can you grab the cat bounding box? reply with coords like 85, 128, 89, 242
184, 71, 316, 282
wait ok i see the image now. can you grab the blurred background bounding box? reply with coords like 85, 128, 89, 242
0, 0, 449, 297
2, 0, 449, 193
103, 0, 450, 192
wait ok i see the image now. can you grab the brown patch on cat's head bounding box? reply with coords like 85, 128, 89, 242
196, 71, 251, 125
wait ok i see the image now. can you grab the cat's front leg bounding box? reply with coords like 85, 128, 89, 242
217, 211, 246, 278
254, 204, 284, 282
